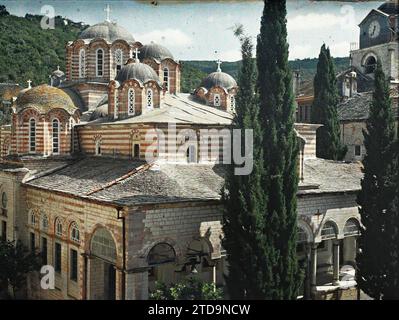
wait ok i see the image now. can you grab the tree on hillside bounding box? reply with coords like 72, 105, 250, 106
256, 0, 302, 299
357, 61, 397, 300
311, 44, 347, 160
222, 24, 267, 299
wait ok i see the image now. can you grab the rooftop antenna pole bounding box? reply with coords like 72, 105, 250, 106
104, 4, 111, 22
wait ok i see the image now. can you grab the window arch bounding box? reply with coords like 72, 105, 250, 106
30, 211, 37, 226
214, 94, 221, 107
128, 88, 135, 115
344, 219, 360, 237
147, 243, 176, 266
96, 48, 104, 77
29, 118, 36, 153
52, 119, 60, 154
364, 55, 377, 74
79, 48, 86, 78
321, 221, 338, 240
115, 49, 123, 75
163, 67, 169, 92
70, 222, 80, 243
41, 214, 49, 231
55, 218, 63, 237
91, 227, 117, 263
146, 88, 153, 109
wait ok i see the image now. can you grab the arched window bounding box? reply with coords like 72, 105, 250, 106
55, 218, 63, 237
344, 219, 360, 237
91, 227, 117, 263
29, 118, 36, 153
96, 48, 104, 77
95, 139, 102, 156
186, 145, 197, 163
214, 94, 221, 107
79, 48, 86, 78
70, 222, 80, 243
41, 214, 49, 231
114, 92, 119, 119
365, 56, 377, 74
30, 211, 37, 226
148, 243, 176, 266
115, 49, 123, 75
321, 221, 338, 240
146, 88, 153, 109
128, 88, 135, 115
52, 119, 60, 154
297, 226, 308, 244
1, 192, 7, 209
163, 67, 169, 92
230, 95, 235, 112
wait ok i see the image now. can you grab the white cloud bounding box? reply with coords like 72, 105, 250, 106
136, 29, 193, 47
289, 44, 314, 60
329, 41, 351, 58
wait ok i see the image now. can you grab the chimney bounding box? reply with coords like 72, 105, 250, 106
292, 70, 301, 97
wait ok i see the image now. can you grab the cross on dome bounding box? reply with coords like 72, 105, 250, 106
216, 59, 222, 72
27, 79, 32, 89
57, 65, 60, 71
104, 4, 112, 22
134, 48, 140, 63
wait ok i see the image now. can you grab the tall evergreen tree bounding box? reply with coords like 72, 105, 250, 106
311, 44, 347, 160
222, 25, 267, 299
357, 61, 397, 300
256, 0, 301, 299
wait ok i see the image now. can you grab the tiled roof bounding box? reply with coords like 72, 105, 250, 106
299, 158, 363, 195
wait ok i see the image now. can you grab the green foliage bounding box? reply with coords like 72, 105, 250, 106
357, 61, 398, 300
0, 240, 41, 299
222, 25, 267, 299
149, 278, 223, 300
256, 0, 302, 299
311, 44, 347, 160
180, 62, 207, 93
0, 10, 84, 86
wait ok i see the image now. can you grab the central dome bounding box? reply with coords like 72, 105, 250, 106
139, 43, 174, 61
200, 71, 237, 90
116, 61, 161, 85
79, 21, 135, 43
17, 84, 77, 115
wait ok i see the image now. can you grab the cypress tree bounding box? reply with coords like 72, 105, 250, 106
222, 25, 267, 299
311, 44, 347, 160
357, 61, 397, 300
256, 0, 302, 299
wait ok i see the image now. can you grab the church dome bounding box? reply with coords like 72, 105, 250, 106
139, 42, 174, 61
200, 71, 237, 90
17, 84, 77, 115
51, 66, 65, 78
116, 60, 161, 85
78, 21, 134, 43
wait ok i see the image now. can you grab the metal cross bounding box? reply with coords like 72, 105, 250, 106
216, 59, 222, 72
134, 48, 140, 62
27, 79, 32, 89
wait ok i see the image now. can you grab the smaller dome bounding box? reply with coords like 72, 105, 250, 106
139, 42, 174, 62
17, 84, 77, 115
200, 71, 237, 91
51, 66, 65, 78
79, 21, 134, 43
116, 60, 161, 85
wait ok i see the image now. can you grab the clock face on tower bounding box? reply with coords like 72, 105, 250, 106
368, 20, 380, 39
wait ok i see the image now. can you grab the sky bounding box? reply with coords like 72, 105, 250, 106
0, 0, 384, 61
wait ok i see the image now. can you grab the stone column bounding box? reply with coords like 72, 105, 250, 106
389, 48, 395, 80
310, 244, 318, 290
333, 241, 340, 285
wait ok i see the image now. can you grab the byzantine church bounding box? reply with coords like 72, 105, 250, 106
0, 6, 363, 300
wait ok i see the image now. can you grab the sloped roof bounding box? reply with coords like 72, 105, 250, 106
299, 158, 363, 195
85, 93, 234, 126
